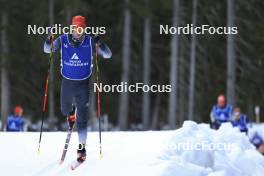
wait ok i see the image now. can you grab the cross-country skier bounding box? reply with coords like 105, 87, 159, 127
6, 106, 25, 132
43, 15, 112, 163
231, 107, 249, 134
210, 94, 233, 129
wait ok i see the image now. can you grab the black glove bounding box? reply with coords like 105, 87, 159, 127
45, 34, 54, 44
94, 35, 101, 45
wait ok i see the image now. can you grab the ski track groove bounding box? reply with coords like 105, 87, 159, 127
30, 160, 59, 176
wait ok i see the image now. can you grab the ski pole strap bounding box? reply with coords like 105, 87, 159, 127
48, 33, 54, 67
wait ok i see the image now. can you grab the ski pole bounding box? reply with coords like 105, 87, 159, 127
95, 44, 102, 158
38, 33, 54, 154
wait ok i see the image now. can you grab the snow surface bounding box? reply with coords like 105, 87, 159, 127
1, 121, 264, 176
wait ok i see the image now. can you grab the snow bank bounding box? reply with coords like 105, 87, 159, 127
161, 121, 264, 176
0, 131, 172, 176
248, 123, 264, 140
0, 122, 264, 176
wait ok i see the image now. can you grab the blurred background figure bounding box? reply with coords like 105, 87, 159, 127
231, 107, 249, 134
6, 106, 25, 132
250, 133, 264, 155
210, 94, 233, 129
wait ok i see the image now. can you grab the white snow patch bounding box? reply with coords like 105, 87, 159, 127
160, 121, 264, 176
1, 121, 264, 176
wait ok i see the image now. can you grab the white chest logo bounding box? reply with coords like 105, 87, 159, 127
64, 43, 68, 48
71, 53, 80, 60
10, 122, 17, 129
71, 53, 79, 60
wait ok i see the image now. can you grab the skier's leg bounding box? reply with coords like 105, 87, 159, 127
75, 79, 90, 144
60, 78, 74, 117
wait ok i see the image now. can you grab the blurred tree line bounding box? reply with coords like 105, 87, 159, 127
0, 0, 264, 130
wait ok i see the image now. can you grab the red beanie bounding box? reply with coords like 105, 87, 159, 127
72, 15, 86, 28
14, 106, 23, 115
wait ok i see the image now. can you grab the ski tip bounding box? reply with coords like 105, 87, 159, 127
59, 160, 64, 165
70, 163, 78, 170
70, 161, 83, 170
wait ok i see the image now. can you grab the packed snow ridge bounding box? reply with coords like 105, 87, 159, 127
161, 121, 264, 176
1, 121, 264, 176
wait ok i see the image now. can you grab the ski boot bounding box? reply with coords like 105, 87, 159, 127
77, 144, 86, 163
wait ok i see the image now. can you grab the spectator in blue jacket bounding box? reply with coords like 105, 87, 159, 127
250, 133, 264, 155
231, 107, 249, 134
6, 106, 25, 132
210, 94, 233, 129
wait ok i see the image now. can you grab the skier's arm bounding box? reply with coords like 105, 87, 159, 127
93, 36, 112, 59
228, 106, 234, 122
20, 119, 25, 132
6, 117, 10, 131
245, 115, 250, 124
98, 43, 112, 58
230, 113, 236, 122
43, 36, 61, 53
210, 112, 215, 122
6, 121, 8, 131
210, 106, 216, 122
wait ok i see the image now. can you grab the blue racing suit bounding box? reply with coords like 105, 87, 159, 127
43, 34, 111, 144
